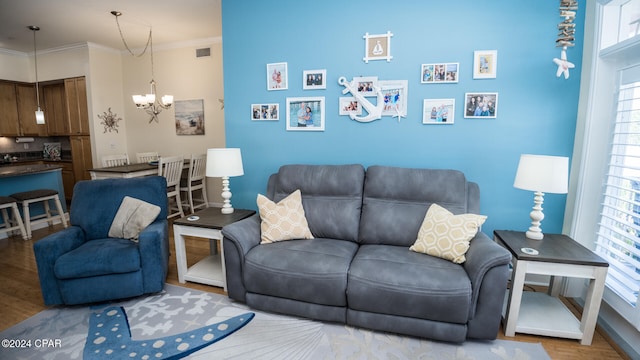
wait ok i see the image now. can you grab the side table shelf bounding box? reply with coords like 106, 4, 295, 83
173, 208, 256, 291
494, 230, 609, 345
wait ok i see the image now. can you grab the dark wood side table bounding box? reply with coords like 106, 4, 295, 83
173, 207, 255, 290
494, 230, 609, 345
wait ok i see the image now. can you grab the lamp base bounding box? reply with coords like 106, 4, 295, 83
525, 191, 545, 240
220, 176, 234, 214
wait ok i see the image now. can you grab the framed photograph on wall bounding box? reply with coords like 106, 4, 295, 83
251, 103, 279, 121
175, 99, 205, 135
423, 99, 455, 124
303, 69, 327, 90
267, 62, 288, 90
473, 50, 498, 79
421, 63, 459, 83
352, 76, 378, 97
339, 97, 362, 116
379, 80, 408, 118
464, 92, 498, 118
286, 97, 325, 131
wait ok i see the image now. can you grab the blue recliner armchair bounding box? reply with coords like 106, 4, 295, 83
33, 176, 170, 306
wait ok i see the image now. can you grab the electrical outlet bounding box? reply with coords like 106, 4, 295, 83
24, 143, 29, 149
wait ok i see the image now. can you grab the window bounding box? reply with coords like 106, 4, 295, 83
590, 0, 640, 330
596, 65, 640, 320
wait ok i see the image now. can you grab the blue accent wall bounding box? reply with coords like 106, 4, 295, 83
222, 0, 584, 236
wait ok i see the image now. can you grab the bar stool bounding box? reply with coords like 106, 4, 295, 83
0, 196, 27, 240
9, 189, 68, 239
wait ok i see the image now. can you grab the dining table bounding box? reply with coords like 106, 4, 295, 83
89, 162, 160, 180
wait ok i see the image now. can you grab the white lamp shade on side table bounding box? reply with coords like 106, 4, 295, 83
206, 148, 244, 214
513, 154, 569, 240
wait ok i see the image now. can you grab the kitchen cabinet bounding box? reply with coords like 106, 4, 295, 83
60, 162, 75, 202
43, 82, 69, 136
15, 83, 47, 136
70, 135, 93, 183
65, 77, 89, 135
0, 81, 20, 136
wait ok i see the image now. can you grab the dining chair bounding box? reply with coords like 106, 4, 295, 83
101, 154, 130, 167
158, 155, 185, 219
136, 152, 159, 163
180, 153, 209, 214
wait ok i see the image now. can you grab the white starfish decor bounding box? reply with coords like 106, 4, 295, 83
553, 46, 574, 79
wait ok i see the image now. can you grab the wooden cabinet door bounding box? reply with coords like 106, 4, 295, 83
70, 135, 93, 181
0, 82, 20, 136
15, 83, 47, 136
43, 83, 69, 135
65, 77, 90, 135
60, 162, 75, 202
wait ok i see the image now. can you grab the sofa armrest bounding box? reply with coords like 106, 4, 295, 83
221, 214, 262, 302
463, 231, 512, 339
138, 220, 170, 293
32, 226, 86, 305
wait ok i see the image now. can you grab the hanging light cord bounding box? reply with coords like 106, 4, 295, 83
113, 12, 151, 58
32, 27, 41, 108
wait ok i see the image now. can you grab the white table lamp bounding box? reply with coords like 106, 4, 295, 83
513, 154, 569, 240
206, 148, 244, 214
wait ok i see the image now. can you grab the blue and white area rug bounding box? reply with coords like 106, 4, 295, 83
0, 284, 550, 359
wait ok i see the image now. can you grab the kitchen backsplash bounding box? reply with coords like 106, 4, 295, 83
0, 136, 71, 161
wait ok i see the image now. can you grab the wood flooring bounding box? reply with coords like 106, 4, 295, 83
0, 222, 629, 359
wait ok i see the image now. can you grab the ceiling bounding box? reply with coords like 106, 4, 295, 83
0, 0, 221, 54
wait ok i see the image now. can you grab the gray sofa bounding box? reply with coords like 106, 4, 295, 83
222, 164, 511, 342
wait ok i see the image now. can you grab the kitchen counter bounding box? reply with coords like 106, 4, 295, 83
0, 163, 64, 178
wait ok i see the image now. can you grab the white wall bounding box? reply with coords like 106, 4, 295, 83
0, 51, 30, 81
87, 44, 128, 161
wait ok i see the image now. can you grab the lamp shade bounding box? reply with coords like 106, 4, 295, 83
513, 154, 569, 194
206, 148, 244, 178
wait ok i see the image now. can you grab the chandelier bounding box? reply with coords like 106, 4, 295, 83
111, 11, 173, 123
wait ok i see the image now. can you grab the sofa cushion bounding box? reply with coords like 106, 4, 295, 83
348, 245, 471, 324
108, 196, 161, 240
243, 238, 359, 306
410, 203, 486, 264
359, 166, 470, 246
54, 238, 141, 279
257, 189, 313, 243
267, 164, 365, 242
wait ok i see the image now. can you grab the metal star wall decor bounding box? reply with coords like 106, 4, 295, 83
98, 107, 122, 133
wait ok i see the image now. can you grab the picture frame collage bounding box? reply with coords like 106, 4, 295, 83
254, 32, 499, 131
422, 50, 498, 124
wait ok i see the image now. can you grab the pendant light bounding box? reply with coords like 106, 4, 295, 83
29, 25, 45, 125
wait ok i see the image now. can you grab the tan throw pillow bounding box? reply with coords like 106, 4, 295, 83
257, 189, 313, 244
410, 203, 487, 264
108, 196, 161, 240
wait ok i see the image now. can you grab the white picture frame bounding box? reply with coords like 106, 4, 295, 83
421, 63, 459, 83
363, 31, 393, 63
286, 97, 325, 131
423, 99, 455, 124
473, 50, 498, 79
464, 92, 498, 118
251, 103, 279, 121
339, 97, 362, 116
303, 69, 326, 90
379, 80, 408, 118
267, 62, 288, 90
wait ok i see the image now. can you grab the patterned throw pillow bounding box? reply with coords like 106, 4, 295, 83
410, 203, 487, 264
257, 189, 314, 244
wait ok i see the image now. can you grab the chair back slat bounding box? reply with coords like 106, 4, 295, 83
160, 156, 185, 187
102, 154, 130, 167
136, 152, 159, 163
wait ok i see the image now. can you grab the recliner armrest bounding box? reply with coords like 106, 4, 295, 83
221, 214, 262, 302
138, 220, 170, 293
33, 226, 86, 305
464, 232, 511, 304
